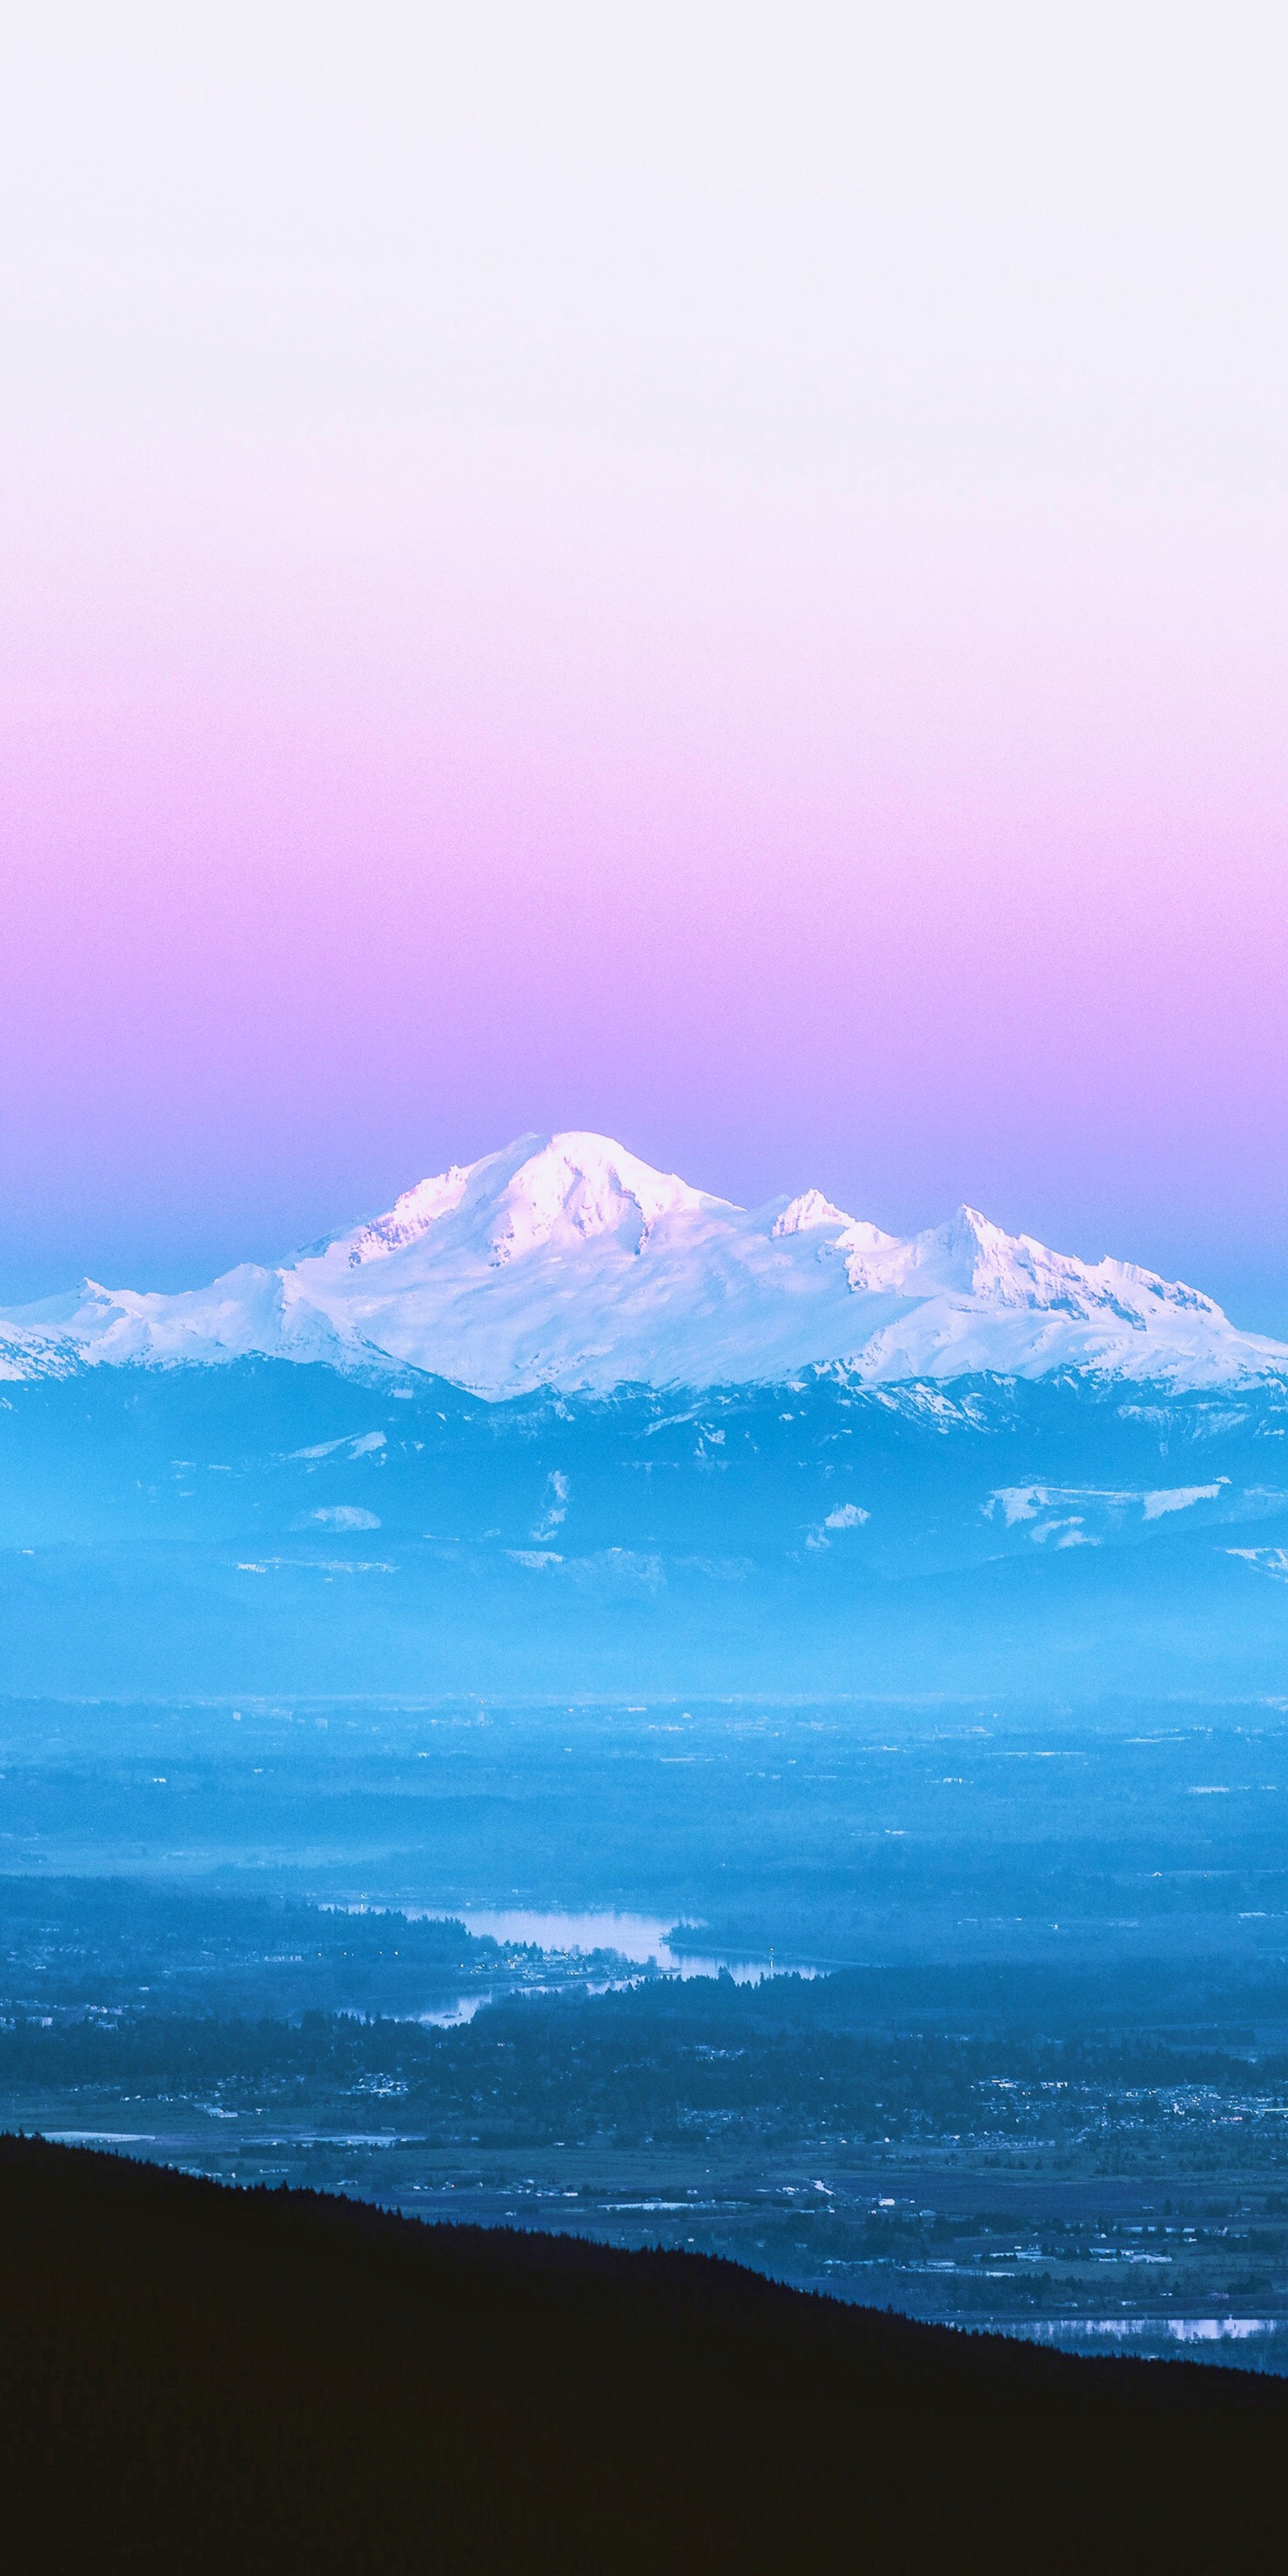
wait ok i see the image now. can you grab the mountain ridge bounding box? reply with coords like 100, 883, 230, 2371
3, 1130, 1285, 1396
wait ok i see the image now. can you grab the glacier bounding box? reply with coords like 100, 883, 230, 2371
3, 1130, 1285, 1396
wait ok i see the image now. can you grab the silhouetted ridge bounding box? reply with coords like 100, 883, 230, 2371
0, 2136, 1283, 2573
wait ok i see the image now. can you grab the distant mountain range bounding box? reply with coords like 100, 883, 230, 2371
3, 1133, 1284, 1395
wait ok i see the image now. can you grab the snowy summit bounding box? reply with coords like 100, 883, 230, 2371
3, 1131, 1285, 1396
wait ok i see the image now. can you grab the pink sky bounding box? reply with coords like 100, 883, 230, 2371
3, 10, 1287, 1326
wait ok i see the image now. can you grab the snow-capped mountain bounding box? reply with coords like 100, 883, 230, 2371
3, 1131, 1285, 1396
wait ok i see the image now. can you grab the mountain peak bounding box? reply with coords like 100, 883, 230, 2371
334, 1133, 714, 1274
3, 1133, 1285, 1397
772, 1190, 855, 1238
483, 1133, 711, 1265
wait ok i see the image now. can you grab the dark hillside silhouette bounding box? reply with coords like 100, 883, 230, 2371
0, 2135, 1282, 2573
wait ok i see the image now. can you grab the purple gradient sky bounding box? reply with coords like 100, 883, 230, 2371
3, 8, 1288, 1328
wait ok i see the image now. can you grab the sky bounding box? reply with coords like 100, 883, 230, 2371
3, 3, 1288, 1329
